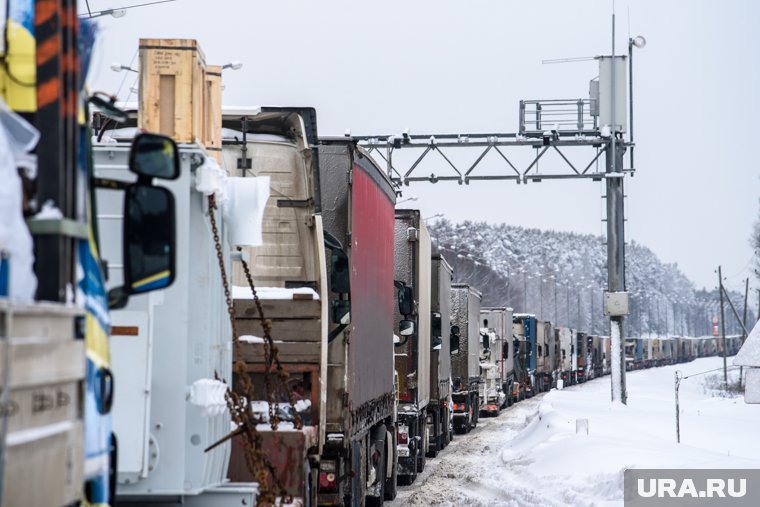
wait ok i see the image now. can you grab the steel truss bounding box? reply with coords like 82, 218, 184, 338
356, 132, 633, 186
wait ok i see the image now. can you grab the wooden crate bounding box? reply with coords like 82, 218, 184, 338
204, 64, 223, 162
138, 38, 207, 143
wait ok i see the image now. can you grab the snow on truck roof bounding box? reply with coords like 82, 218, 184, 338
231, 286, 319, 301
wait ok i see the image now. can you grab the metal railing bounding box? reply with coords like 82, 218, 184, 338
519, 99, 597, 136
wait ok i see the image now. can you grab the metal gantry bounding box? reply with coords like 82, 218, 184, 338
355, 97, 632, 404
357, 130, 629, 186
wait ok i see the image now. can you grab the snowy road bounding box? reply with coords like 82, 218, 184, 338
386, 356, 760, 507
387, 394, 546, 507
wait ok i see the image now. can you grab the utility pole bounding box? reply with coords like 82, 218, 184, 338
539, 276, 544, 321
718, 266, 727, 386
741, 278, 749, 385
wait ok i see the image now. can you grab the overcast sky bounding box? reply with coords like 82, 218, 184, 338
88, 0, 759, 294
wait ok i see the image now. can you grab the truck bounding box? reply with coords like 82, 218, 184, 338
427, 254, 453, 457
512, 314, 537, 399
575, 331, 589, 383
535, 321, 555, 392
94, 135, 261, 506
316, 137, 399, 505
479, 308, 514, 414
449, 284, 481, 433
392, 209, 431, 483
218, 114, 399, 506
1, 8, 181, 506
556, 327, 575, 386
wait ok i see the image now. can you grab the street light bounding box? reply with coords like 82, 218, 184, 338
111, 63, 137, 73
396, 195, 418, 206
222, 61, 243, 71
80, 8, 127, 19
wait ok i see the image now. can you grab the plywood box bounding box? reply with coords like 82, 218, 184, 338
138, 38, 207, 143
204, 65, 223, 162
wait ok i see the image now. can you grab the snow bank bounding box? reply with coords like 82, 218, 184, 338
391, 356, 760, 507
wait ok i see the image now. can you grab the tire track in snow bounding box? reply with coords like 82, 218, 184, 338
386, 394, 545, 507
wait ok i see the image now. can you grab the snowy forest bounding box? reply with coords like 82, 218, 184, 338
429, 220, 755, 338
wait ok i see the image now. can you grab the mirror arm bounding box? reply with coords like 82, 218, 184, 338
93, 177, 131, 190
395, 334, 409, 347
328, 323, 348, 344
107, 286, 129, 310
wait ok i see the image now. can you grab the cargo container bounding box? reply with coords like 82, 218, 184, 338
513, 314, 538, 399
392, 209, 432, 482
427, 255, 453, 457
535, 321, 556, 392
316, 137, 398, 505
450, 285, 481, 433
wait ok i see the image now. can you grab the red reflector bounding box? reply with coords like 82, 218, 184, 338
319, 471, 337, 491
453, 403, 465, 412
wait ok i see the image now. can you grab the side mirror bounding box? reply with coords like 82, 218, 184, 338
481, 332, 490, 351
397, 284, 414, 316
324, 231, 350, 294
122, 184, 176, 294
331, 300, 351, 325
503, 345, 509, 359
450, 325, 461, 354
129, 133, 180, 180
399, 320, 415, 337
431, 312, 441, 339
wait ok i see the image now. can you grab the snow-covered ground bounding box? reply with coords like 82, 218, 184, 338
388, 356, 760, 506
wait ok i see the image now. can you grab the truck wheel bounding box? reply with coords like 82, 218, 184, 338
384, 429, 397, 501
303, 459, 314, 507
426, 411, 438, 458
397, 453, 417, 487
416, 446, 426, 473
365, 436, 386, 507
441, 409, 450, 448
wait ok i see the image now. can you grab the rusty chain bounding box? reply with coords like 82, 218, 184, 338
206, 193, 296, 505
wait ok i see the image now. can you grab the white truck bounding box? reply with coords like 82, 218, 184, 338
479, 307, 514, 415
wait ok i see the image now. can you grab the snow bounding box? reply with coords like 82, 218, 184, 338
194, 157, 270, 247
734, 320, 760, 367
388, 356, 759, 507
32, 200, 64, 220
0, 99, 39, 301
232, 285, 320, 300
238, 335, 284, 344
187, 378, 228, 417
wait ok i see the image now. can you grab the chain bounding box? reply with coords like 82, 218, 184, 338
206, 194, 289, 506
238, 246, 304, 431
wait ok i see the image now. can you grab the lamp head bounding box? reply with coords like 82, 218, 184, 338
632, 35, 647, 49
